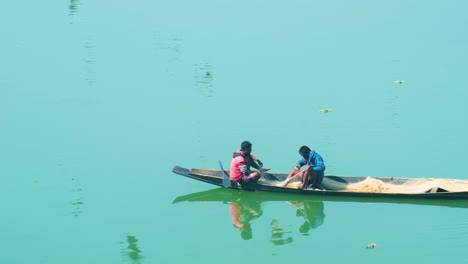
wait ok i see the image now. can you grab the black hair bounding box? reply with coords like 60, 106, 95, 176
299, 221, 311, 234
299, 145, 311, 155
241, 141, 252, 151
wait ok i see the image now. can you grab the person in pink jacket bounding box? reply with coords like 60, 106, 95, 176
229, 141, 265, 186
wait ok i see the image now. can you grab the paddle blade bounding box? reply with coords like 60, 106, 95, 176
218, 161, 231, 187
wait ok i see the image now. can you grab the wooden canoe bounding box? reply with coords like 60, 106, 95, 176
172, 165, 468, 199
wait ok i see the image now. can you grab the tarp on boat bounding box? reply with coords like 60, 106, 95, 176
318, 177, 468, 194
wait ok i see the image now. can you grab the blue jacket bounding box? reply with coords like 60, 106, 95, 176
298, 150, 325, 172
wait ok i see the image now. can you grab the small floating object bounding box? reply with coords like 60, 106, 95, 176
319, 109, 333, 113
366, 243, 377, 249
394, 80, 406, 85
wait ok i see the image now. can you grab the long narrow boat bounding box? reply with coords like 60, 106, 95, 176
172, 165, 468, 199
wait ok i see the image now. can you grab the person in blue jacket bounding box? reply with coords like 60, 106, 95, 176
284, 145, 326, 189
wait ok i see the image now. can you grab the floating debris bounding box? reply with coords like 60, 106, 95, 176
366, 243, 377, 249
194, 63, 215, 97
394, 80, 406, 85
319, 109, 333, 113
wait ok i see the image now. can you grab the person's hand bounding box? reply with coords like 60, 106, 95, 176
295, 164, 301, 170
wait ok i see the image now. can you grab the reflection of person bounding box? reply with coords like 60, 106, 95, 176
290, 201, 325, 234
229, 141, 266, 187
271, 219, 294, 245
230, 198, 263, 240
285, 146, 325, 189
122, 234, 144, 264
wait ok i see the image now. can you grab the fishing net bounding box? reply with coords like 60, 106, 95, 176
268, 172, 468, 193
320, 177, 468, 194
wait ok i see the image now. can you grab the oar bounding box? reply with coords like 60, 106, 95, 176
218, 160, 231, 187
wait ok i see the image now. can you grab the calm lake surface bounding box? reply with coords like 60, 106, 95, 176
2, 0, 468, 263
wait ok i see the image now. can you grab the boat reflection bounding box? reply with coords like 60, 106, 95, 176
174, 188, 327, 244
174, 187, 468, 243
173, 187, 468, 209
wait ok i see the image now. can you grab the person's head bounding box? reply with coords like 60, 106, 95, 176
240, 141, 252, 154
299, 145, 311, 158
299, 221, 311, 234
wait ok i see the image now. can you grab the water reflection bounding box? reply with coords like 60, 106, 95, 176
194, 63, 215, 98
387, 59, 404, 129
289, 201, 325, 235
270, 219, 293, 245
69, 0, 80, 17
152, 31, 183, 87
152, 31, 183, 62
121, 234, 144, 264
69, 176, 83, 217
83, 37, 96, 88
58, 156, 84, 217
269, 200, 325, 245
174, 189, 326, 245
230, 198, 262, 240
175, 187, 468, 208
174, 188, 468, 244
385, 90, 401, 129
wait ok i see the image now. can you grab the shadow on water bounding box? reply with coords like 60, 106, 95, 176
121, 234, 144, 264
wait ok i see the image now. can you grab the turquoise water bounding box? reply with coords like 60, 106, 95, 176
2, 0, 468, 263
